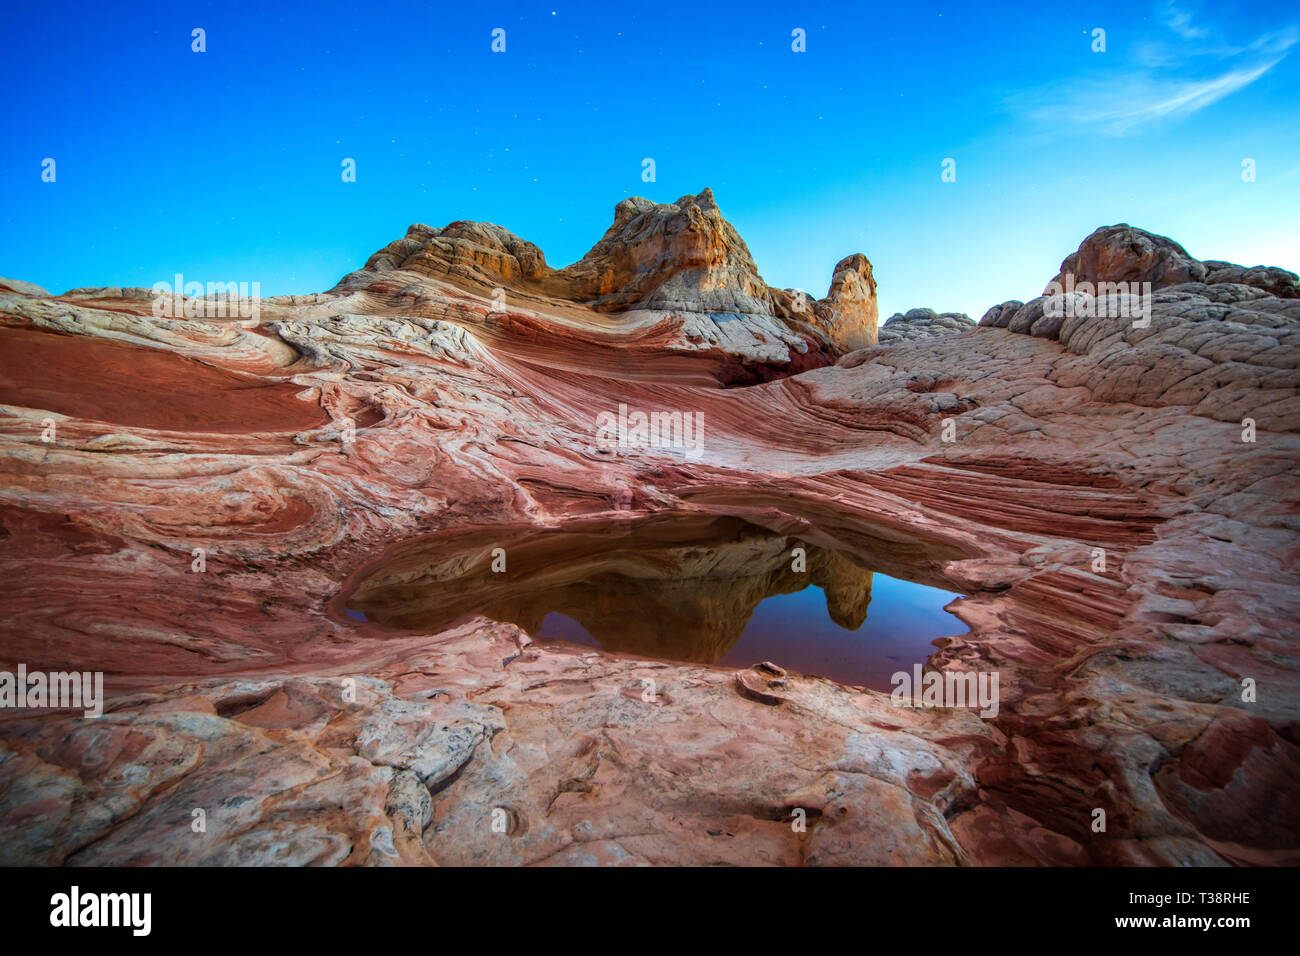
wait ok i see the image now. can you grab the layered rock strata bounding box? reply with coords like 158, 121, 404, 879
0, 204, 1296, 866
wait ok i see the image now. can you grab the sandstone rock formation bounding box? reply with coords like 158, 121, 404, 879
1045, 223, 1300, 298
0, 204, 1296, 867
878, 308, 975, 345
333, 188, 878, 382
814, 253, 879, 351
982, 228, 1300, 431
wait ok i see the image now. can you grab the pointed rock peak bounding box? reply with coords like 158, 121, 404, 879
678, 187, 717, 211
607, 188, 721, 227
560, 188, 767, 312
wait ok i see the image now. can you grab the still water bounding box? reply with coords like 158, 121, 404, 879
344, 514, 968, 691
535, 575, 965, 691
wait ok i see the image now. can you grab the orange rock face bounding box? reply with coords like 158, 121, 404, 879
332, 188, 875, 382
817, 253, 879, 351
0, 201, 1296, 866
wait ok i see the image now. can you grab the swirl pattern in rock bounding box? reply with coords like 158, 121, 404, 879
0, 202, 1296, 866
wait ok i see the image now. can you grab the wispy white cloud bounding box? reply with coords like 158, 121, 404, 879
1012, 2, 1295, 137
1160, 0, 1209, 41
1026, 58, 1283, 136
1136, 16, 1298, 66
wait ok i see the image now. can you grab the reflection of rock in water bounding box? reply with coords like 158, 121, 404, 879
488, 536, 873, 662
346, 515, 873, 664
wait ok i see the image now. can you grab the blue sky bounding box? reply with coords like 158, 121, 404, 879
2, 0, 1297, 320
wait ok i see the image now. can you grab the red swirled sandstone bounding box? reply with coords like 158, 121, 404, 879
0, 201, 1296, 866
